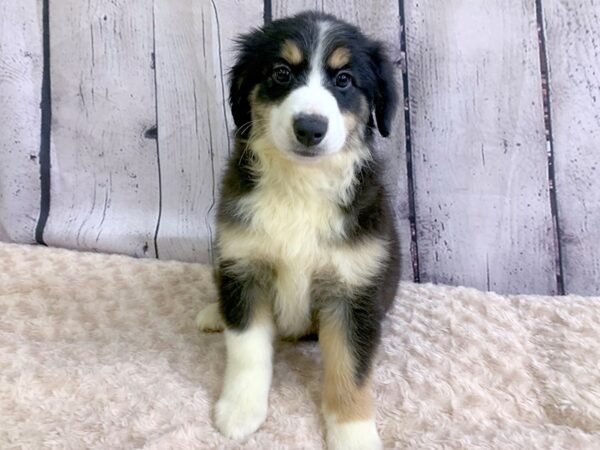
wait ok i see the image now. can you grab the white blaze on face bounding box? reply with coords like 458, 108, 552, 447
269, 22, 347, 158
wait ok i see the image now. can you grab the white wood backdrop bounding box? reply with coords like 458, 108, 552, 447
154, 0, 263, 262
43, 0, 160, 257
543, 0, 600, 295
0, 0, 599, 295
405, 0, 558, 294
0, 0, 43, 243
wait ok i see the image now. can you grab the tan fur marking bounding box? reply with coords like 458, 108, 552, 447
328, 47, 351, 69
359, 96, 369, 119
281, 40, 303, 65
320, 310, 375, 422
342, 96, 370, 136
248, 86, 272, 132
343, 112, 358, 133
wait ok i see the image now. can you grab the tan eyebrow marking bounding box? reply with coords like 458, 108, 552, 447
281, 40, 303, 65
328, 47, 351, 69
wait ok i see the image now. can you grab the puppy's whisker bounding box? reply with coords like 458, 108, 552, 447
236, 131, 263, 170
235, 119, 269, 138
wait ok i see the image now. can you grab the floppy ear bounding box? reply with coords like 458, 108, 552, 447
370, 43, 398, 137
229, 28, 268, 138
229, 55, 253, 137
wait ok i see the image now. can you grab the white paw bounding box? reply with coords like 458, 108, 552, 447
215, 392, 268, 440
326, 419, 383, 450
196, 303, 225, 332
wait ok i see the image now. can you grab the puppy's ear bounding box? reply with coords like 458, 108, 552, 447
229, 52, 253, 137
370, 43, 398, 137
230, 27, 268, 138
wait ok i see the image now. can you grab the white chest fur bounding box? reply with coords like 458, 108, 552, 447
217, 145, 387, 336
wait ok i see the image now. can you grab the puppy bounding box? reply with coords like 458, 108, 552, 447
196, 11, 400, 450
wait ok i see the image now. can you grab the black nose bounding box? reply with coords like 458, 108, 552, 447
293, 114, 328, 147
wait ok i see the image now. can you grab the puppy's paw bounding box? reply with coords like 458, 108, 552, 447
326, 419, 383, 450
196, 303, 225, 332
215, 392, 268, 440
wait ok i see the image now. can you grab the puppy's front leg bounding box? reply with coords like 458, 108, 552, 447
319, 298, 383, 450
216, 320, 274, 439
214, 262, 274, 440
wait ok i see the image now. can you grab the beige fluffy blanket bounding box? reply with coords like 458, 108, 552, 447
1, 242, 599, 449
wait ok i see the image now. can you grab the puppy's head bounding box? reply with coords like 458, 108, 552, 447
229, 12, 398, 161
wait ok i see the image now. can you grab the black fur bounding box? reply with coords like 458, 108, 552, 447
217, 11, 400, 385
216, 138, 257, 226
370, 43, 398, 137
217, 259, 274, 329
216, 260, 254, 329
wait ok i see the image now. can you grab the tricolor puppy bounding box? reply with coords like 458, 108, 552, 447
196, 11, 400, 450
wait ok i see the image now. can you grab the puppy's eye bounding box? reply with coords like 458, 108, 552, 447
335, 71, 352, 89
273, 65, 292, 85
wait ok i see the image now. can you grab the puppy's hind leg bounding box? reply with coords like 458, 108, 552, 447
319, 288, 384, 450
196, 302, 225, 332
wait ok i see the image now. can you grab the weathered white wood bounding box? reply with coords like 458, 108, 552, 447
544, 0, 600, 295
272, 0, 319, 16
272, 0, 413, 281
2, 0, 596, 294
0, 0, 43, 243
43, 0, 159, 257
405, 0, 557, 294
154, 0, 263, 262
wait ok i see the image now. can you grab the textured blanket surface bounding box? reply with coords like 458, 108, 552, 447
1, 242, 599, 449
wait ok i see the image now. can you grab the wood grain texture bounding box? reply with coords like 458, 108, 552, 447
154, 0, 263, 262
0, 0, 43, 243
405, 0, 558, 294
43, 0, 159, 257
272, 0, 413, 281
544, 0, 600, 295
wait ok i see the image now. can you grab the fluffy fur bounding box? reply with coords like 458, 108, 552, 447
204, 11, 400, 447
1, 242, 599, 449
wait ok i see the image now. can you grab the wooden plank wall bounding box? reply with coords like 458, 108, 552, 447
405, 0, 558, 294
43, 0, 160, 257
41, 0, 262, 259
0, 0, 43, 243
0, 0, 598, 295
154, 0, 263, 262
543, 0, 600, 295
